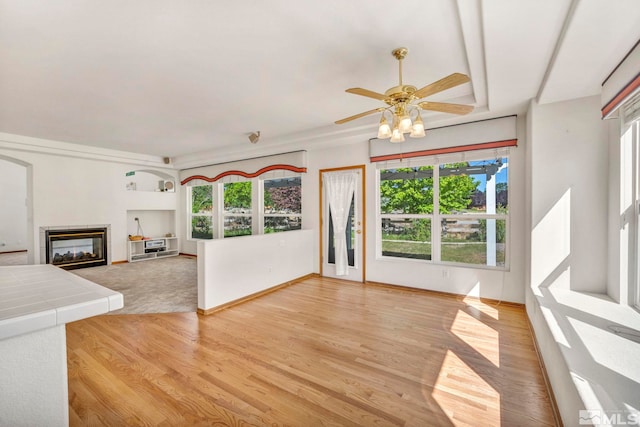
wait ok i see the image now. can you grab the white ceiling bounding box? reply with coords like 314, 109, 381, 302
0, 0, 638, 163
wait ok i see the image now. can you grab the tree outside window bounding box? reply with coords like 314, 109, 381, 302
224, 181, 252, 238
380, 166, 434, 260
190, 185, 213, 239
264, 177, 302, 233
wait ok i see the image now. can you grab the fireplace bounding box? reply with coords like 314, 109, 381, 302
45, 228, 108, 270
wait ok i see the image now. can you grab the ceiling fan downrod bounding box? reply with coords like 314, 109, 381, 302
392, 47, 408, 86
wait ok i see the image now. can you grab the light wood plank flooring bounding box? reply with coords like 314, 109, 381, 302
66, 276, 556, 426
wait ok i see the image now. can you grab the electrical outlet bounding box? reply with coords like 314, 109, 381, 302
442, 269, 450, 278
134, 217, 139, 221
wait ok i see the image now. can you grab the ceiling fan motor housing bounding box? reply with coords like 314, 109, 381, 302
384, 85, 418, 105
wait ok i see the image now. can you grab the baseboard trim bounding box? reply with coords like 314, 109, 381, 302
197, 273, 316, 316
180, 252, 197, 258
111, 260, 128, 265
526, 315, 563, 427
364, 280, 524, 308
0, 249, 27, 255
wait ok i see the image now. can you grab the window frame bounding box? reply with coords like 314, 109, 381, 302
188, 184, 215, 240
378, 165, 435, 262
186, 173, 303, 241
222, 180, 253, 239
628, 103, 640, 310
377, 151, 510, 270
261, 175, 303, 234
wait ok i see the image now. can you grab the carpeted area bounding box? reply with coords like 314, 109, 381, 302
71, 255, 197, 314
0, 252, 197, 314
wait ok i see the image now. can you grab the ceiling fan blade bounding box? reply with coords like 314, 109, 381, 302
335, 108, 383, 124
413, 73, 470, 99
418, 101, 474, 115
345, 88, 388, 101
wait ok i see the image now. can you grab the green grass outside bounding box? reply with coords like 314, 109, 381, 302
382, 240, 431, 260
382, 240, 505, 265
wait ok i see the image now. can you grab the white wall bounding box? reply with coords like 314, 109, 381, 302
126, 210, 176, 238
0, 158, 27, 252
0, 135, 179, 263
526, 95, 610, 424
529, 95, 608, 293
197, 229, 314, 310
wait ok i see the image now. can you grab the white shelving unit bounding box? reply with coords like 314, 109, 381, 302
128, 237, 179, 262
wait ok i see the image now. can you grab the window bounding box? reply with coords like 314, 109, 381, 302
378, 155, 509, 268
223, 181, 252, 238
624, 96, 640, 309
439, 158, 508, 267
190, 185, 213, 239
380, 167, 433, 260
634, 116, 640, 309
263, 176, 302, 233
187, 174, 303, 240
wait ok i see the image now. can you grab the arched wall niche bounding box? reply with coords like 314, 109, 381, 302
125, 169, 175, 192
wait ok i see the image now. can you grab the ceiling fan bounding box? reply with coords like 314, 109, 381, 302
335, 47, 474, 142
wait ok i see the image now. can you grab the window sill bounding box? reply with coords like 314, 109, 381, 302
530, 286, 640, 422
376, 254, 509, 271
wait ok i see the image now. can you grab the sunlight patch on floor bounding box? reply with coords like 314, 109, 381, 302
461, 292, 500, 320
429, 349, 501, 426
451, 309, 500, 367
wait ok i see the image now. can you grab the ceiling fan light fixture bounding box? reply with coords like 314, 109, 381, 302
390, 127, 405, 143
410, 113, 425, 138
398, 113, 412, 133
377, 114, 392, 139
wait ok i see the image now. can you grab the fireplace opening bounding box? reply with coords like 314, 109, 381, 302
45, 228, 108, 269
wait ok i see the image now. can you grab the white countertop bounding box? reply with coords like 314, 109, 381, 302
0, 264, 123, 340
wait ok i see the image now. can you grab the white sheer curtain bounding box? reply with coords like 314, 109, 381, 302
323, 171, 357, 276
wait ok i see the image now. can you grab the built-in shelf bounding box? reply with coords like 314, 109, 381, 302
128, 237, 179, 262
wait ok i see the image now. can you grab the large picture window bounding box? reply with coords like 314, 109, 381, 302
379, 155, 509, 268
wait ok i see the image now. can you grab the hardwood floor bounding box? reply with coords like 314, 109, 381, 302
66, 276, 556, 426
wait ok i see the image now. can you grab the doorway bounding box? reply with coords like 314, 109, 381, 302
319, 165, 365, 282
0, 155, 33, 265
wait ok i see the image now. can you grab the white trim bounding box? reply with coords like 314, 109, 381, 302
370, 116, 517, 161
374, 146, 511, 169
0, 132, 169, 168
